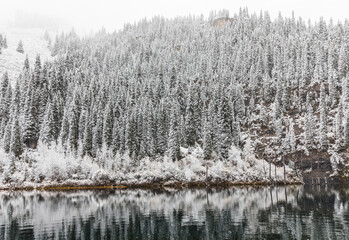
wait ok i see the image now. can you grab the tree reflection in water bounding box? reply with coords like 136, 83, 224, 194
0, 186, 347, 239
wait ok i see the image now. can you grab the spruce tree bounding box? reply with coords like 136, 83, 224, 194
16, 40, 24, 53
3, 122, 11, 153
10, 117, 23, 158
289, 118, 296, 152
304, 93, 315, 150
3, 36, 7, 49
23, 92, 39, 149
202, 113, 212, 160
319, 83, 328, 150
102, 102, 113, 148
67, 94, 80, 152
218, 93, 232, 160
185, 82, 197, 146
335, 100, 344, 148
83, 118, 93, 156
23, 55, 30, 71
40, 102, 54, 146
167, 101, 180, 161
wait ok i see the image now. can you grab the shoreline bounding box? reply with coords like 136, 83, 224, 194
0, 180, 304, 191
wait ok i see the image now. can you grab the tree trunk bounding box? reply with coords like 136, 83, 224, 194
274, 160, 277, 182
205, 164, 208, 184
269, 159, 272, 181
283, 156, 286, 185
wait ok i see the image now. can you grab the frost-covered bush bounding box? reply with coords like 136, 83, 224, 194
0, 143, 298, 188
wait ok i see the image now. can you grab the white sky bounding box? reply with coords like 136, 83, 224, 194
1, 0, 349, 32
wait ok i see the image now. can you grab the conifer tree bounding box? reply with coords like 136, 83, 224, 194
59, 107, 69, 147
23, 92, 39, 149
16, 40, 24, 53
83, 118, 93, 156
102, 102, 113, 148
23, 55, 30, 71
319, 83, 328, 149
92, 102, 104, 153
289, 118, 296, 152
203, 113, 212, 160
111, 119, 120, 153
185, 82, 197, 146
10, 117, 23, 158
304, 93, 315, 150
67, 100, 79, 152
167, 101, 180, 161
40, 102, 55, 146
3, 36, 7, 49
335, 100, 344, 148
218, 93, 232, 159
156, 103, 167, 154
3, 122, 11, 153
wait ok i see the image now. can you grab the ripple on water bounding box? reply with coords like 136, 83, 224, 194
0, 186, 348, 239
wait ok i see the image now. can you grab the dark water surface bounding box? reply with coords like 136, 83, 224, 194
0, 186, 348, 239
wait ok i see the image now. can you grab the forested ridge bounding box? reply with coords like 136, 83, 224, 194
1, 9, 349, 185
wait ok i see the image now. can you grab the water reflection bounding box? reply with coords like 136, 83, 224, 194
0, 186, 348, 239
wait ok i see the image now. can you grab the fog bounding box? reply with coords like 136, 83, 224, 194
1, 0, 349, 33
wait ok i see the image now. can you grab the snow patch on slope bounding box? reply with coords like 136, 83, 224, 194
0, 27, 52, 83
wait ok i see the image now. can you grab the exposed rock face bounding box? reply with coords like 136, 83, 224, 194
285, 150, 339, 185
213, 17, 232, 29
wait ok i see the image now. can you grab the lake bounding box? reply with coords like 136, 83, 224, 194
0, 186, 348, 239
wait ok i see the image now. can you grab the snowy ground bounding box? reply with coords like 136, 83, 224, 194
0, 26, 53, 83
0, 144, 300, 189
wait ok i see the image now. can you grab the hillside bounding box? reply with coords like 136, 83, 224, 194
0, 27, 52, 84
0, 9, 348, 188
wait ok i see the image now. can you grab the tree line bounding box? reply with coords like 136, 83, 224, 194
2, 9, 349, 166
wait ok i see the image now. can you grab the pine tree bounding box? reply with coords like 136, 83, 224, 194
282, 79, 291, 111
328, 66, 337, 107
67, 92, 80, 152
92, 102, 104, 153
218, 93, 232, 160
282, 128, 291, 154
335, 100, 344, 148
344, 108, 349, 149
3, 122, 11, 153
23, 55, 30, 71
3, 36, 7, 49
156, 103, 167, 154
289, 118, 296, 152
1, 83, 12, 125
167, 101, 180, 161
259, 102, 267, 126
16, 40, 24, 53
59, 107, 69, 148
40, 102, 54, 146
102, 102, 113, 148
338, 43, 347, 79
23, 92, 39, 149
0, 72, 9, 124
83, 118, 93, 156
10, 117, 23, 158
111, 119, 120, 153
304, 93, 315, 150
319, 83, 328, 150
202, 113, 212, 160
185, 82, 197, 146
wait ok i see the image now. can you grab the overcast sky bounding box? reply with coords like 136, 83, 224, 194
1, 0, 349, 32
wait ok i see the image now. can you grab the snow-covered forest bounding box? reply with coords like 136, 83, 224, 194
1, 9, 349, 187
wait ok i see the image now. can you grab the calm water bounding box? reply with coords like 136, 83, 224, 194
0, 186, 348, 239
